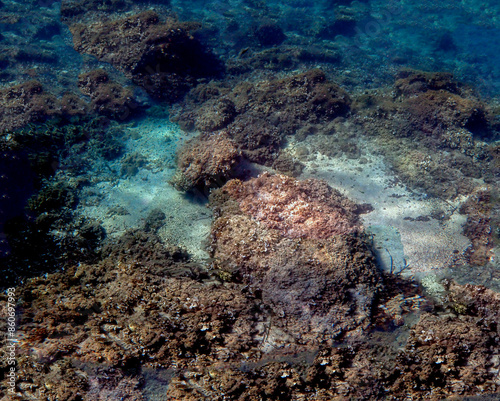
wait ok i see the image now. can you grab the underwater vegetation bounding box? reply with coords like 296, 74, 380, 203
0, 0, 499, 399
70, 10, 223, 102
172, 69, 351, 167
169, 131, 240, 193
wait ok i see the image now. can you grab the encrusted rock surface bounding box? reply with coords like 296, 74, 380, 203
396, 70, 489, 138
459, 186, 499, 266
391, 280, 500, 399
219, 172, 363, 239
170, 131, 240, 193
0, 81, 60, 131
209, 173, 381, 343
353, 70, 496, 200
1, 214, 500, 399
70, 11, 222, 101
172, 69, 351, 165
78, 69, 140, 119
1, 2, 499, 399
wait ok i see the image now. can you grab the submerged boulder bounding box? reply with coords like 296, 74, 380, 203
170, 131, 240, 193
209, 173, 381, 343
70, 11, 223, 102
0, 81, 60, 131
395, 69, 490, 138
78, 69, 141, 119
172, 69, 351, 166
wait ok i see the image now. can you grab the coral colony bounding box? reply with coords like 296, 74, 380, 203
1, 0, 499, 399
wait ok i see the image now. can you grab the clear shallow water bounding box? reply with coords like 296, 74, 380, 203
0, 0, 499, 399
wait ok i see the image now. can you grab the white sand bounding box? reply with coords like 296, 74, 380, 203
73, 116, 473, 276
74, 117, 213, 262
294, 138, 471, 277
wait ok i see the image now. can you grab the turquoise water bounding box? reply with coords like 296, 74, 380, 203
0, 0, 499, 399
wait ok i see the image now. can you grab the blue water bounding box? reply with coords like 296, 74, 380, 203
0, 0, 499, 399
0, 0, 498, 96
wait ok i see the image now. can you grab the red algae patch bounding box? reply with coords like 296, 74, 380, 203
223, 172, 364, 239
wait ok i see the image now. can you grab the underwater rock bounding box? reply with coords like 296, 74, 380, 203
60, 92, 89, 117
173, 69, 351, 166
0, 81, 94, 131
403, 90, 487, 137
218, 172, 363, 239
395, 69, 490, 138
0, 81, 60, 131
61, 0, 132, 22
271, 151, 305, 177
0, 228, 261, 400
392, 281, 500, 400
70, 11, 223, 102
459, 186, 499, 266
254, 23, 287, 47
352, 69, 497, 200
3, 224, 500, 399
170, 131, 240, 193
209, 173, 381, 342
226, 45, 342, 75
78, 69, 141, 120
193, 98, 237, 132
395, 70, 461, 95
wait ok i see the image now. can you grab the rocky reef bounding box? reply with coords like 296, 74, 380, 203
78, 69, 141, 119
1, 0, 500, 399
0, 81, 61, 131
215, 172, 365, 239
169, 131, 240, 193
394, 70, 490, 140
459, 186, 499, 266
392, 280, 500, 398
70, 10, 223, 102
351, 70, 499, 268
172, 69, 351, 166
0, 75, 140, 132
209, 173, 381, 343
1, 208, 500, 399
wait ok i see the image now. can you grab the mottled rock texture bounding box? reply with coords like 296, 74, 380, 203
459, 186, 499, 266
0, 81, 60, 131
0, 229, 262, 400
209, 173, 381, 343
70, 11, 222, 102
395, 69, 490, 138
352, 69, 496, 199
220, 172, 363, 239
78, 69, 140, 119
170, 131, 240, 193
1, 229, 500, 399
172, 69, 351, 165
391, 281, 500, 400
0, 76, 137, 132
